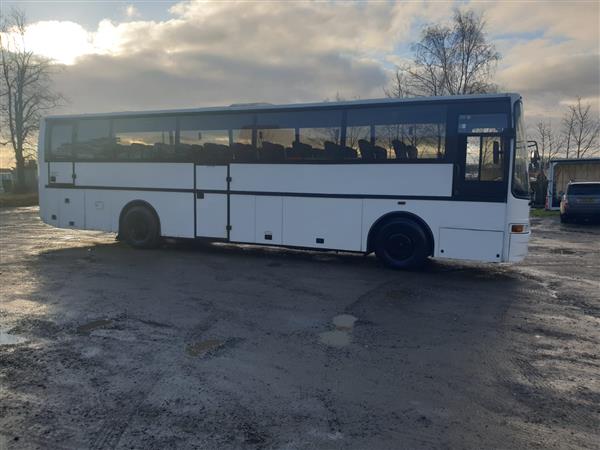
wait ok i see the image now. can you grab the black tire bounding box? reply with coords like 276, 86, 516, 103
374, 218, 429, 270
121, 205, 160, 249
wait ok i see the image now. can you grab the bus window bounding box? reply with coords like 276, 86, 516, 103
113, 117, 176, 161
255, 110, 345, 162
76, 119, 111, 160
300, 127, 341, 159
180, 129, 229, 146
380, 123, 446, 160
256, 129, 292, 162
231, 127, 255, 162
180, 129, 230, 163
231, 128, 253, 145
345, 126, 371, 157
465, 136, 504, 182
512, 101, 529, 198
347, 105, 446, 161
49, 123, 74, 160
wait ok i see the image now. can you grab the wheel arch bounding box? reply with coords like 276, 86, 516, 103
118, 200, 161, 237
366, 211, 434, 256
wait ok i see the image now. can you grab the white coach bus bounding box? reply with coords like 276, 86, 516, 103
38, 93, 530, 269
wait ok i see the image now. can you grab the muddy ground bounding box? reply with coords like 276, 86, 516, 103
0, 207, 598, 449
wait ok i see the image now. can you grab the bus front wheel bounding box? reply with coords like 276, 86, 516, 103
374, 218, 429, 270
121, 205, 160, 249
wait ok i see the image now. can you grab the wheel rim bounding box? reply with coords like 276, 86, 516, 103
127, 212, 150, 243
384, 232, 414, 261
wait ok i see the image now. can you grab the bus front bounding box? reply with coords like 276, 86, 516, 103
504, 98, 531, 262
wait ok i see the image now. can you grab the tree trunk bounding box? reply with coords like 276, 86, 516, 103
14, 147, 26, 193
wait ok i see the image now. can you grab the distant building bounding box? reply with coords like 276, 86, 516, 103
546, 158, 600, 209
0, 160, 38, 193
0, 168, 13, 192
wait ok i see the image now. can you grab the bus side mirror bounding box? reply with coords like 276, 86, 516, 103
493, 141, 500, 164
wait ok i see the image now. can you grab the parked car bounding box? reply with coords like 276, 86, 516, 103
560, 181, 600, 223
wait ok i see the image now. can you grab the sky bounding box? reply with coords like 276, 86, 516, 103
1, 0, 599, 167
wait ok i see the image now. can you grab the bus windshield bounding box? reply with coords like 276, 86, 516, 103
512, 100, 529, 198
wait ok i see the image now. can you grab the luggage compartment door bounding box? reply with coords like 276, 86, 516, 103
58, 190, 85, 228
438, 227, 503, 262
195, 165, 228, 238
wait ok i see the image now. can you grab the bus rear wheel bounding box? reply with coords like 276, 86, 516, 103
374, 218, 429, 270
121, 205, 160, 249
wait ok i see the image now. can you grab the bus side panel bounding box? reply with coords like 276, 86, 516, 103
362, 200, 507, 257
196, 194, 227, 238
438, 228, 503, 262
84, 190, 113, 232
229, 164, 453, 197
196, 165, 227, 190
40, 187, 60, 228
58, 190, 85, 229
196, 165, 228, 238
75, 162, 193, 190
255, 196, 283, 244
282, 197, 362, 251
82, 189, 194, 238
48, 162, 74, 185
230, 195, 256, 243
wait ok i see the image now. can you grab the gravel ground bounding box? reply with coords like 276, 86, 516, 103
0, 207, 598, 449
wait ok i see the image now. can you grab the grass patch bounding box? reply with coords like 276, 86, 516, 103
530, 208, 559, 218
0, 192, 39, 208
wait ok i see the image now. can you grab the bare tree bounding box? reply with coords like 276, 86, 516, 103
561, 106, 576, 159
386, 9, 500, 98
536, 120, 563, 166
563, 97, 600, 159
1, 8, 63, 191
383, 70, 411, 99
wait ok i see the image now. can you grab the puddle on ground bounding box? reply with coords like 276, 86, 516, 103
91, 329, 137, 342
319, 314, 358, 348
186, 339, 224, 357
0, 326, 28, 346
77, 319, 112, 334
2, 299, 47, 315
319, 330, 352, 347
332, 314, 358, 331
81, 346, 102, 358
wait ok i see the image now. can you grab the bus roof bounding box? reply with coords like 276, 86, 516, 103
46, 92, 521, 120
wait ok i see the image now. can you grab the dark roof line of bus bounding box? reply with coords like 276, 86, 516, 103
45, 92, 520, 120
550, 158, 600, 164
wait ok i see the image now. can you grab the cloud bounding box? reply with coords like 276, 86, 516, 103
6, 0, 599, 125
482, 1, 600, 122
47, 1, 444, 113
125, 5, 140, 19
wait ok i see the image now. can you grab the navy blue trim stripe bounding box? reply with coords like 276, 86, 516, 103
44, 183, 511, 202
46, 184, 194, 193
44, 184, 468, 201
201, 189, 453, 201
